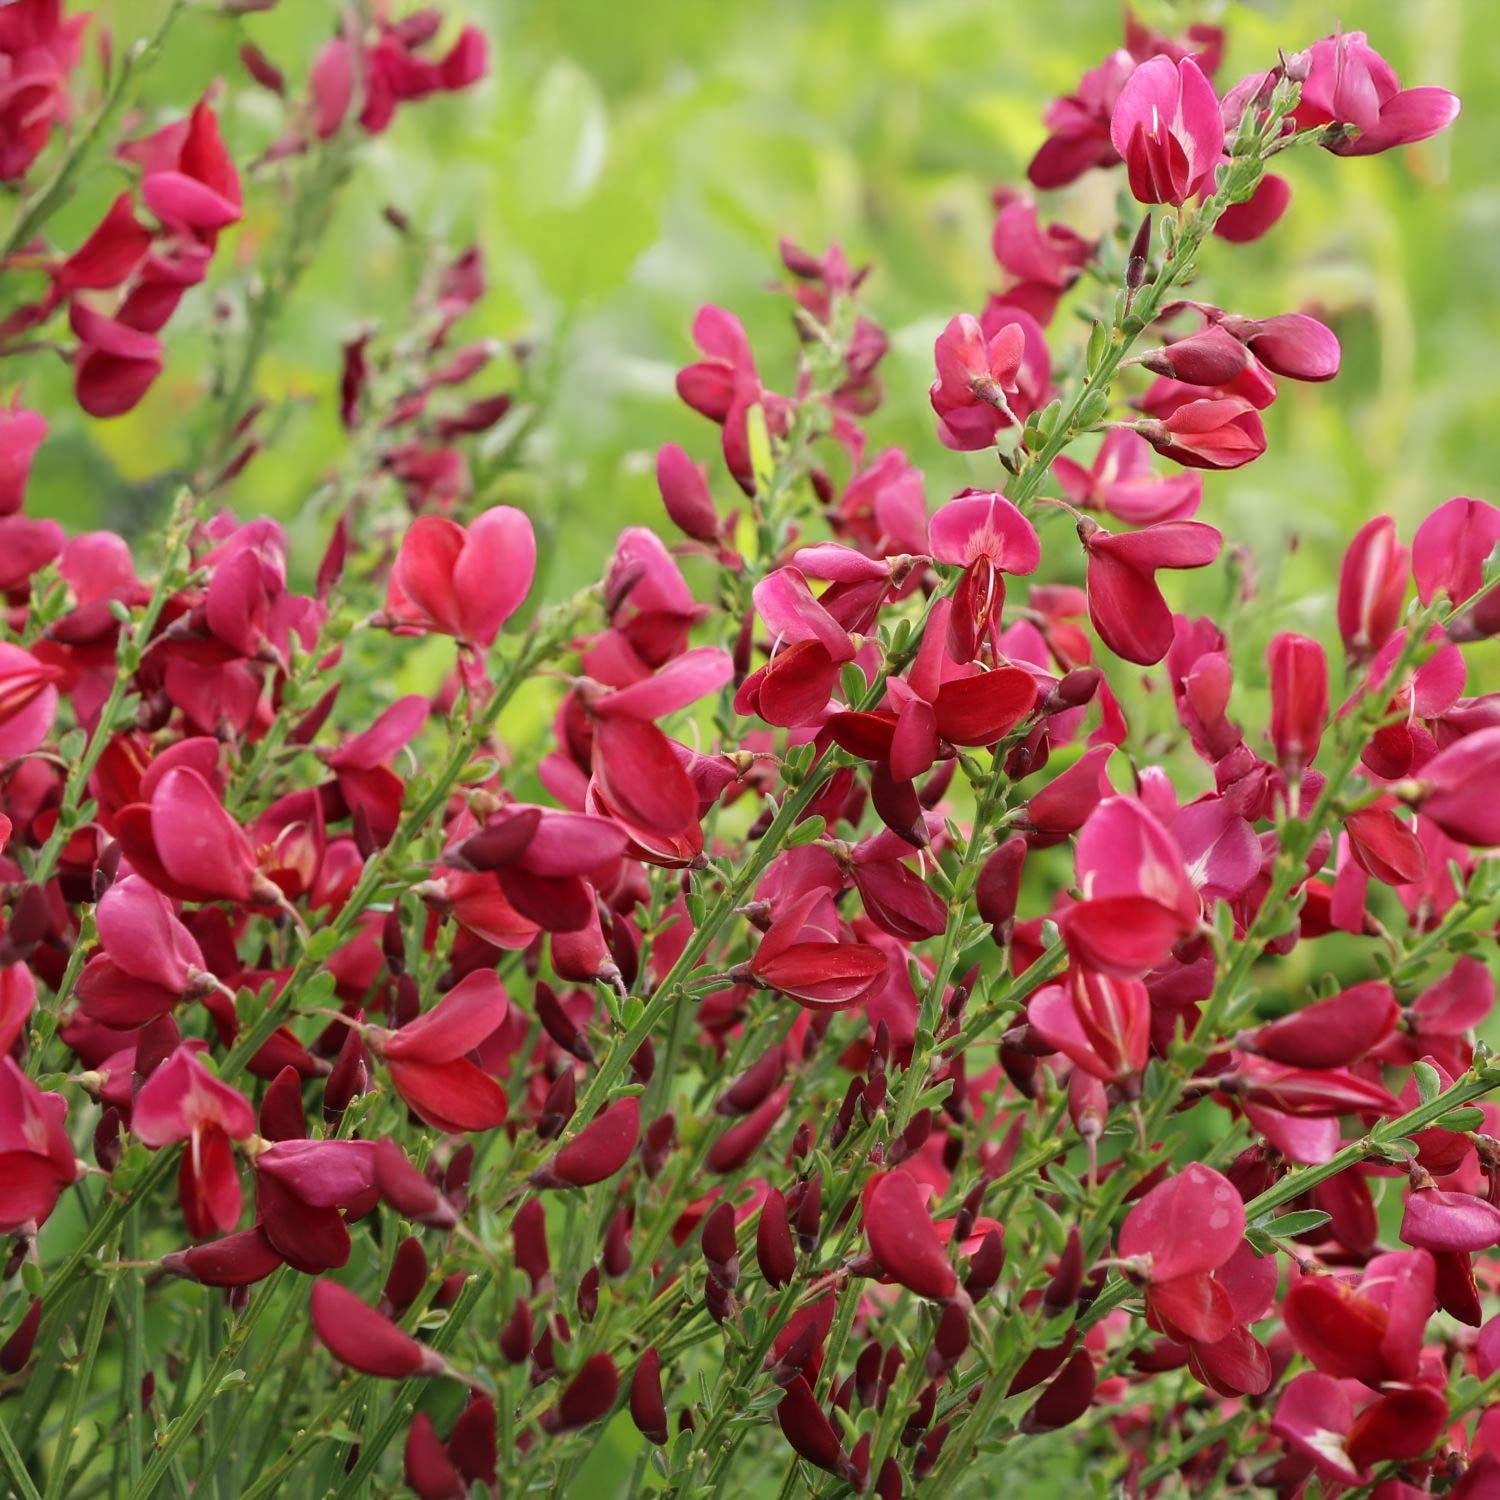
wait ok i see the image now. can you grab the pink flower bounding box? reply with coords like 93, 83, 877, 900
140, 101, 242, 242
928, 313, 1023, 451
1135, 397, 1267, 470
0, 1057, 76, 1232
1292, 32, 1460, 157
0, 397, 46, 514
0, 0, 89, 182
385, 505, 537, 650
133, 1045, 255, 1238
1079, 517, 1222, 665
1060, 796, 1199, 976
990, 194, 1093, 325
1338, 514, 1408, 660
928, 491, 1041, 660
1109, 56, 1223, 206
1053, 430, 1201, 525
1267, 632, 1329, 776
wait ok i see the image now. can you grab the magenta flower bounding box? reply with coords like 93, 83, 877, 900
133, 1045, 255, 1238
1053, 430, 1201, 525
1292, 32, 1460, 157
928, 490, 1041, 660
1079, 517, 1222, 665
1109, 56, 1223, 206
0, 1058, 77, 1233
1060, 795, 1199, 976
1135, 397, 1267, 470
385, 505, 537, 650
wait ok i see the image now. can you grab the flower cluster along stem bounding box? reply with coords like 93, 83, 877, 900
1, 8, 1488, 1499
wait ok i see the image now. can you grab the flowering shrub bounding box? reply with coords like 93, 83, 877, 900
0, 4, 1494, 1498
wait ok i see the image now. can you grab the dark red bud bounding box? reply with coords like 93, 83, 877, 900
577, 1266, 600, 1323
499, 1299, 533, 1364
0, 1298, 42, 1373
629, 1348, 669, 1445
540, 1353, 619, 1434
383, 1236, 429, 1317
757, 1187, 797, 1288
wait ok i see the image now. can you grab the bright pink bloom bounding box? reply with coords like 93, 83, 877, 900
928, 313, 1024, 451
1244, 981, 1398, 1069
1029, 967, 1149, 1083
1053, 429, 1201, 526
0, 1057, 76, 1232
140, 101, 243, 240
0, 642, 60, 759
1135, 397, 1267, 470
928, 491, 1041, 659
1282, 1250, 1434, 1385
989, 194, 1093, 325
1338, 514, 1408, 660
1109, 56, 1223, 206
0, 0, 88, 181
1292, 32, 1460, 157
1412, 495, 1500, 640
386, 505, 537, 650
1061, 796, 1199, 976
1080, 518, 1222, 665
0, 397, 46, 514
1413, 726, 1500, 846
371, 969, 509, 1133
69, 300, 165, 419
1267, 632, 1329, 775
133, 1045, 255, 1238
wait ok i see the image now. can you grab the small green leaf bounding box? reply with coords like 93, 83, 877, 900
1413, 1060, 1442, 1104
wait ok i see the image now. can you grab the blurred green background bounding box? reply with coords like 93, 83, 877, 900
21, 0, 1492, 625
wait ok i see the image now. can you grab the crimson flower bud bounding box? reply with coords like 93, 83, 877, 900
1337, 515, 1408, 660
775, 1376, 851, 1478
499, 1300, 533, 1365
535, 982, 594, 1063
1267, 632, 1329, 776
704, 1276, 734, 1323
875, 1457, 904, 1500
901, 1382, 937, 1446
708, 1085, 790, 1173
540, 1354, 619, 1434
0, 1298, 41, 1373
630, 1348, 669, 1445
656, 444, 721, 545
383, 1237, 428, 1317
1138, 325, 1249, 386
512, 1199, 550, 1293
373, 1139, 458, 1229
259, 1066, 307, 1143
641, 1113, 676, 1178
965, 1228, 1006, 1298
311, 1281, 447, 1379
1042, 1227, 1085, 1315
531, 1096, 640, 1190
1125, 213, 1152, 291
795, 1174, 823, 1255
93, 1106, 122, 1173
757, 1187, 797, 1288
601, 1205, 633, 1278
537, 1069, 577, 1140
577, 1266, 600, 1323
715, 1045, 784, 1116
403, 1412, 462, 1500
701, 1202, 740, 1289
925, 1304, 970, 1379
1021, 1350, 1096, 1433
863, 1171, 956, 1301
